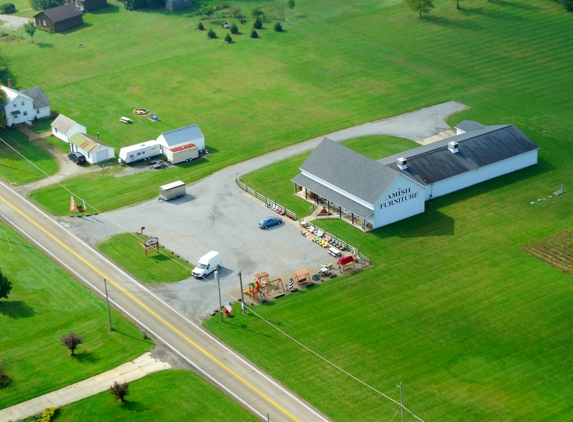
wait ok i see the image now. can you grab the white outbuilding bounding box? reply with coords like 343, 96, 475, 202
293, 122, 539, 231
51, 114, 86, 143
69, 132, 115, 164
156, 124, 205, 154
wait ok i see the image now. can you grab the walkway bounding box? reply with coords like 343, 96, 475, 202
0, 14, 31, 30
0, 353, 171, 422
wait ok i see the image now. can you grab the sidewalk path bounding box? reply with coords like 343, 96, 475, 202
0, 353, 171, 422
0, 14, 30, 30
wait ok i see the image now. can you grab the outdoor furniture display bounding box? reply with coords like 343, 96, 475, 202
148, 114, 161, 122
293, 269, 310, 287
119, 116, 133, 124
133, 108, 149, 115
337, 255, 355, 271
328, 247, 342, 258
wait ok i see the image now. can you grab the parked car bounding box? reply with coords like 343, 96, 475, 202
68, 152, 86, 165
258, 216, 283, 229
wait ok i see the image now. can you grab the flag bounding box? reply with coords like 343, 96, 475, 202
70, 196, 76, 212
225, 303, 232, 313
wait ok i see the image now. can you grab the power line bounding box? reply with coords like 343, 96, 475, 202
0, 134, 426, 421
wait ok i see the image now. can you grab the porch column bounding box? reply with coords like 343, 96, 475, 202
305, 189, 308, 200
293, 183, 296, 194
352, 213, 354, 224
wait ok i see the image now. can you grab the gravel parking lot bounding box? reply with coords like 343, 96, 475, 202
60, 101, 467, 320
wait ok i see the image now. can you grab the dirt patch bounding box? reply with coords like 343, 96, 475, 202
523, 231, 573, 275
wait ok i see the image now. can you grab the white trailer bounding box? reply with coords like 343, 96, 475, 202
164, 143, 199, 164
159, 180, 186, 201
118, 141, 161, 164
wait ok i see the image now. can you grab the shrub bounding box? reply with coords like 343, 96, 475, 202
0, 363, 11, 388
250, 29, 258, 38
0, 3, 15, 13
273, 22, 282, 32
39, 407, 58, 422
198, 21, 204, 30
230, 22, 238, 34
224, 33, 232, 43
253, 17, 262, 29
109, 381, 130, 402
207, 28, 217, 38
60, 332, 84, 356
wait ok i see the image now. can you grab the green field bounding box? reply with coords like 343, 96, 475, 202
53, 370, 259, 421
0, 221, 153, 409
98, 233, 192, 283
3, 0, 573, 420
0, 129, 58, 185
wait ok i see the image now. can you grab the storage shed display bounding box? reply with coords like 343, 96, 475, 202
51, 114, 86, 144
69, 132, 115, 164
165, 143, 198, 164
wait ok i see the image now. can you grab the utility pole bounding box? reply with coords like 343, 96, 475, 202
216, 266, 222, 322
103, 278, 114, 331
239, 271, 245, 305
398, 381, 404, 422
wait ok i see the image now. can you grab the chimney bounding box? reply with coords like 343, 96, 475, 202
448, 141, 459, 153
7, 78, 12, 88
397, 157, 408, 170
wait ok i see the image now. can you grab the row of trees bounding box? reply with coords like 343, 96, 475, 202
404, 0, 494, 18
200, 1, 294, 21
29, 0, 63, 11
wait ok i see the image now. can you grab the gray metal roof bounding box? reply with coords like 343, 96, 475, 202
455, 120, 486, 132
160, 124, 203, 147
37, 3, 83, 22
298, 138, 400, 205
19, 86, 51, 108
292, 174, 374, 218
379, 125, 539, 185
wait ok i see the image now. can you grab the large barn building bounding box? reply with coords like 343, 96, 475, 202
292, 122, 539, 231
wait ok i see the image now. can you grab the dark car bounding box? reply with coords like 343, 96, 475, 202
68, 152, 86, 165
258, 216, 283, 229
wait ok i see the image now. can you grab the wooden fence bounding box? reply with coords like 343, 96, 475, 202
236, 178, 297, 220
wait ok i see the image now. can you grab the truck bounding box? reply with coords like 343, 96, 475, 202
118, 141, 161, 164
192, 251, 221, 278
159, 181, 186, 201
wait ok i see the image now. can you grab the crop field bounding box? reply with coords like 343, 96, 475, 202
523, 231, 573, 276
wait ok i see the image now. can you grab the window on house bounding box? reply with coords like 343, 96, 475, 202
12, 102, 16, 107
23, 111, 27, 116
54, 128, 58, 133
36, 109, 40, 114
43, 20, 46, 26
21, 100, 24, 106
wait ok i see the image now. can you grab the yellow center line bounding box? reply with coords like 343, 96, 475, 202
0, 194, 299, 422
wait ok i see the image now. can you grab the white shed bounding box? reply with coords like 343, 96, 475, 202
69, 132, 115, 164
156, 124, 205, 153
51, 114, 86, 143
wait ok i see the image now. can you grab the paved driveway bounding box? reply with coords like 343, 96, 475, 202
60, 101, 468, 320
0, 14, 30, 30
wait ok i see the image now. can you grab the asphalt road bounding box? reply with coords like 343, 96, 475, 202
0, 182, 332, 422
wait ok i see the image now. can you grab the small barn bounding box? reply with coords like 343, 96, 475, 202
69, 132, 115, 164
69, 0, 108, 12
156, 124, 205, 153
51, 114, 86, 144
34, 3, 83, 33
165, 0, 191, 11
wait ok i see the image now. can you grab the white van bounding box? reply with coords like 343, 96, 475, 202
192, 251, 221, 278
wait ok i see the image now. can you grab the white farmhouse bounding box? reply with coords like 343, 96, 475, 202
51, 114, 86, 143
293, 123, 539, 231
69, 132, 115, 164
156, 124, 205, 154
1, 85, 51, 127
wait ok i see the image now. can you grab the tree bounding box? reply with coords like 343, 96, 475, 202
403, 0, 435, 17
553, 0, 573, 12
0, 362, 11, 388
230, 22, 238, 34
200, 3, 214, 20
229, 4, 241, 18
224, 33, 232, 43
23, 21, 36, 43
287, 0, 295, 15
250, 29, 258, 38
0, 269, 12, 301
109, 381, 130, 402
197, 21, 204, 30
276, 6, 285, 20
123, 0, 144, 11
251, 4, 263, 19
274, 21, 282, 32
207, 28, 217, 38
253, 17, 262, 29
29, 0, 64, 11
60, 332, 84, 356
449, 0, 470, 10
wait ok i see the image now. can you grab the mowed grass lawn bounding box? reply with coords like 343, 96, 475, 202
0, 129, 58, 185
53, 370, 260, 422
98, 233, 192, 283
0, 221, 153, 409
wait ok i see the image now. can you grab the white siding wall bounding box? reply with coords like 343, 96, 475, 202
372, 175, 426, 229
79, 146, 114, 164
427, 149, 538, 200
52, 122, 86, 143
5, 96, 34, 126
